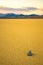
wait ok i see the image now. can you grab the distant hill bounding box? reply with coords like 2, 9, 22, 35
0, 13, 43, 19
0, 14, 6, 17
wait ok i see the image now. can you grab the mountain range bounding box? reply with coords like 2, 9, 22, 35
0, 13, 43, 19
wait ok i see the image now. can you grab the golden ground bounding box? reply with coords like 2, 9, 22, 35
0, 19, 43, 65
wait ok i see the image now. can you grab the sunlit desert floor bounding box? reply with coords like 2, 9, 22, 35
0, 19, 43, 65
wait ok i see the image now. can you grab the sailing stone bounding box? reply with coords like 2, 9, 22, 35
27, 50, 33, 56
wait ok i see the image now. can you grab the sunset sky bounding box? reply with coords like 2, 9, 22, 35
0, 0, 43, 15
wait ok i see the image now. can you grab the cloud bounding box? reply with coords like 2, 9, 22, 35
0, 6, 43, 15
0, 7, 38, 11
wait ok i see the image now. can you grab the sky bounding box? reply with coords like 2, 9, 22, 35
0, 0, 43, 15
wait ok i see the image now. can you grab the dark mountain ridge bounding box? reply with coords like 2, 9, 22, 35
0, 13, 43, 19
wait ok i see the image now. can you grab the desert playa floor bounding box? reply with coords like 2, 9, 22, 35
0, 19, 43, 65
